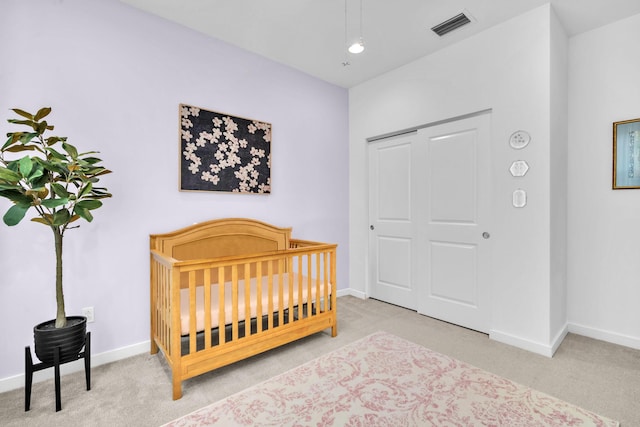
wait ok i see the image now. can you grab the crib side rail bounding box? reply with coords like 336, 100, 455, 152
171, 241, 335, 268
175, 242, 337, 357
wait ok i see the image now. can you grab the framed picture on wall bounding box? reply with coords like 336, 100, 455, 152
613, 118, 640, 189
179, 104, 272, 193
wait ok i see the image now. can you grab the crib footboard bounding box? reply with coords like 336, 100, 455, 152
150, 240, 337, 400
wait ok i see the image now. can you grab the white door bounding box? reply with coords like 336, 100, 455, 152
368, 113, 491, 333
416, 114, 491, 333
368, 132, 418, 310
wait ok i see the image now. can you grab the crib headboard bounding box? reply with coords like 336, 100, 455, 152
150, 218, 292, 261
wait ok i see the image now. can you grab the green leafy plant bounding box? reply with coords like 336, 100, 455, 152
0, 107, 111, 328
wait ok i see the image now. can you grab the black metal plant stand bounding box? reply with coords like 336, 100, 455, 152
25, 332, 91, 412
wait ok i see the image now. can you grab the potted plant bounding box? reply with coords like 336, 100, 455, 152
0, 107, 111, 364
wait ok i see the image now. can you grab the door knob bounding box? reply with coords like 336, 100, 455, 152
370, 225, 375, 230
482, 232, 490, 239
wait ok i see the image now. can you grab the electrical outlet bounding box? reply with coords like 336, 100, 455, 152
82, 306, 95, 323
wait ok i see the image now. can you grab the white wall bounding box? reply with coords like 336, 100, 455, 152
549, 8, 569, 347
0, 0, 349, 386
567, 12, 640, 349
349, 4, 566, 355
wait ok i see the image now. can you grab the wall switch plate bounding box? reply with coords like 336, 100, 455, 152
82, 307, 95, 323
512, 189, 527, 208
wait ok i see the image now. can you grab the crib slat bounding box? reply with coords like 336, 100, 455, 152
256, 262, 263, 333
218, 267, 226, 346
267, 261, 274, 330
188, 271, 197, 354
307, 254, 312, 318
315, 254, 322, 314
288, 255, 294, 323
244, 263, 251, 338
204, 268, 212, 349
160, 264, 167, 351
157, 264, 162, 346
306, 254, 313, 316
297, 255, 303, 320
168, 265, 173, 351
323, 251, 329, 312
330, 247, 337, 336
231, 264, 239, 341
278, 258, 284, 325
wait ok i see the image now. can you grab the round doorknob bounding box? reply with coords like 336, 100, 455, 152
482, 232, 490, 239
370, 225, 375, 230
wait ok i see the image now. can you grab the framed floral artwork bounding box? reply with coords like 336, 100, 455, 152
179, 104, 271, 193
613, 118, 640, 189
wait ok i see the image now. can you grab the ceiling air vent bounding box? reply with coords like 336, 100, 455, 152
431, 12, 471, 37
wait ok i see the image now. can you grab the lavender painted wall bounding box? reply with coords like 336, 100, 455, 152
0, 0, 348, 382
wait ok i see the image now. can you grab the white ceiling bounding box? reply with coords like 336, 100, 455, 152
120, 0, 640, 88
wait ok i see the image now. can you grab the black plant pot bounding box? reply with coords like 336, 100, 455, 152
34, 316, 87, 364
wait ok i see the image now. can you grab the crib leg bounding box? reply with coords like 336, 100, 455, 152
331, 323, 338, 337
172, 377, 182, 400
150, 339, 159, 355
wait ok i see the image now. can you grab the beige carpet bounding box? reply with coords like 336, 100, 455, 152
164, 331, 619, 426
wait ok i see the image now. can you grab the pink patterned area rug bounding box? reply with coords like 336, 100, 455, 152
164, 331, 619, 426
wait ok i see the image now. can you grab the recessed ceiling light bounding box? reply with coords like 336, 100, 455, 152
348, 40, 365, 54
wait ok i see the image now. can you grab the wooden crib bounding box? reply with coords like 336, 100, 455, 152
149, 218, 337, 400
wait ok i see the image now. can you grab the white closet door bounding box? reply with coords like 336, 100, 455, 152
368, 113, 491, 333
416, 114, 491, 333
368, 132, 419, 310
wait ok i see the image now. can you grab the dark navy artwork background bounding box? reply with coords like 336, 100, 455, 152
180, 104, 271, 193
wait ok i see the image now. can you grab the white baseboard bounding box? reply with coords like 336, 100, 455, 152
337, 288, 366, 299
568, 322, 640, 350
489, 329, 559, 357
488, 324, 627, 357
550, 324, 569, 355
0, 340, 150, 394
